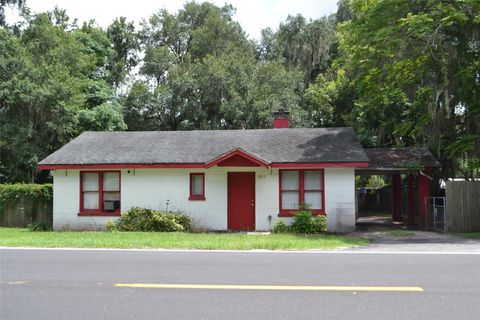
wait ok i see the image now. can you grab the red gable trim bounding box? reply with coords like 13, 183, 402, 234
204, 149, 269, 168
270, 162, 369, 168
37, 163, 206, 170
217, 154, 262, 167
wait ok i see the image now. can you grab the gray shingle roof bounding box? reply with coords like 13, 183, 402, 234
365, 148, 441, 169
38, 127, 369, 165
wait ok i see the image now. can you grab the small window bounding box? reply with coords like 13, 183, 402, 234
279, 170, 324, 216
189, 173, 205, 200
281, 170, 300, 209
103, 172, 120, 210
304, 171, 323, 209
80, 171, 121, 216
82, 173, 99, 210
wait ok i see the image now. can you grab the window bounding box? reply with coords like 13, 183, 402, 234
281, 171, 300, 209
279, 170, 324, 216
189, 173, 205, 200
80, 171, 120, 216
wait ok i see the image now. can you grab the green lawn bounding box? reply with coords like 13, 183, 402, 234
382, 229, 415, 237
458, 232, 480, 239
0, 228, 368, 250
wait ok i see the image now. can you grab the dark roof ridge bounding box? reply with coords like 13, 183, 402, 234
80, 127, 354, 134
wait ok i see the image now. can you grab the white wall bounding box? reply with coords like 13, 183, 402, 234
52, 167, 356, 232
324, 168, 356, 232
53, 170, 114, 230
52, 167, 280, 231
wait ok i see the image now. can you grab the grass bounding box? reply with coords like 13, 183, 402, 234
458, 232, 480, 239
381, 229, 415, 237
0, 228, 368, 250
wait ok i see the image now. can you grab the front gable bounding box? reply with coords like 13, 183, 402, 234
204, 149, 269, 168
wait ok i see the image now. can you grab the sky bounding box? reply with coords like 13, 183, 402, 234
5, 0, 338, 40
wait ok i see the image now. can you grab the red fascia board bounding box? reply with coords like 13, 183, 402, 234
270, 162, 369, 168
38, 161, 369, 170
37, 163, 206, 170
204, 149, 269, 168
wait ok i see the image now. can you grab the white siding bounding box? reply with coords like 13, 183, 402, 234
324, 168, 356, 232
121, 168, 227, 230
52, 166, 356, 232
53, 170, 114, 230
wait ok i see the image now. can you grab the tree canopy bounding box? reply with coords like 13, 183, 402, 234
329, 0, 480, 179
1, 0, 479, 183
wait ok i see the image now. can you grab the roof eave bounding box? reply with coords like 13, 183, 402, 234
37, 163, 206, 170
270, 162, 369, 168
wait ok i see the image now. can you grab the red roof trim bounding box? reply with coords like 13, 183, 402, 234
271, 162, 369, 168
38, 161, 369, 170
37, 163, 206, 170
204, 149, 269, 168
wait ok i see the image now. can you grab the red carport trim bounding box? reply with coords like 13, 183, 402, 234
270, 162, 369, 168
204, 148, 270, 168
37, 163, 206, 170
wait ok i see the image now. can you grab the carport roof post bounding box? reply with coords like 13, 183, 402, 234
407, 175, 415, 226
392, 174, 403, 223
418, 171, 431, 228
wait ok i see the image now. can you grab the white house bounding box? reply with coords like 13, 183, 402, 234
38, 111, 371, 232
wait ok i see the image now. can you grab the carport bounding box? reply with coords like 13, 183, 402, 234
356, 148, 441, 227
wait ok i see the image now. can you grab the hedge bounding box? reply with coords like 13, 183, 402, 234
0, 184, 53, 214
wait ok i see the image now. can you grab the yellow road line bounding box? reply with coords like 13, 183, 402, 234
114, 283, 424, 292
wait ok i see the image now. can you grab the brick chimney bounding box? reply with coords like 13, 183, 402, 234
273, 109, 290, 128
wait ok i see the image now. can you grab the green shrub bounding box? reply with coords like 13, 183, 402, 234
290, 204, 314, 233
105, 219, 117, 231
290, 204, 327, 234
106, 207, 191, 232
272, 220, 289, 233
290, 212, 313, 233
169, 213, 191, 231
150, 212, 184, 232
311, 216, 327, 233
27, 223, 52, 232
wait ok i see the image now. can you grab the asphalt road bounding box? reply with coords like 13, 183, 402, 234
1, 248, 480, 320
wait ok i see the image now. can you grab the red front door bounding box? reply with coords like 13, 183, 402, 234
227, 172, 255, 231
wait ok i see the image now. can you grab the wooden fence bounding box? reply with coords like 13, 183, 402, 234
446, 181, 480, 232
0, 196, 53, 227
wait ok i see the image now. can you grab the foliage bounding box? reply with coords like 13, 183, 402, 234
77, 102, 127, 131
0, 14, 126, 183
170, 213, 192, 231
290, 209, 314, 234
0, 183, 52, 213
365, 176, 387, 190
310, 216, 327, 234
106, 17, 139, 87
276, 204, 328, 234
123, 2, 305, 131
27, 222, 52, 232
259, 14, 336, 84
272, 220, 289, 234
1, 0, 479, 183
106, 207, 191, 232
323, 0, 480, 179
304, 69, 356, 127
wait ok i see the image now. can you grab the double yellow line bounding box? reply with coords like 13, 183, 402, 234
115, 283, 424, 292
